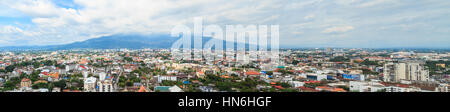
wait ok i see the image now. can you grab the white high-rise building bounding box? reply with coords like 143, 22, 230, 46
383, 61, 429, 82
99, 72, 107, 81
82, 70, 89, 79
84, 77, 97, 92
97, 79, 114, 92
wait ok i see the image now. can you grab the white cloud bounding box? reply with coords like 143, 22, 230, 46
0, 0, 449, 48
1, 25, 24, 33
11, 0, 281, 35
357, 0, 393, 8
6, 0, 65, 17
322, 26, 354, 33
304, 14, 316, 20
0, 0, 286, 46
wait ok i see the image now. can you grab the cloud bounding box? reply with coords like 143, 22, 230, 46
358, 0, 393, 8
1, 25, 23, 33
13, 0, 279, 33
304, 14, 316, 20
0, 0, 288, 46
322, 26, 354, 34
4, 0, 66, 18
0, 0, 449, 48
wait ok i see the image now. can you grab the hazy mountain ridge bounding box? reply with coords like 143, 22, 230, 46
0, 34, 177, 50
0, 34, 257, 50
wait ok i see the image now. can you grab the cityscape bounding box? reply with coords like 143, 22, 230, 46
0, 48, 449, 92
0, 0, 449, 93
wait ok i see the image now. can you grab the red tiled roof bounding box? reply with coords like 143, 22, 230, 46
80, 65, 87, 69
397, 84, 409, 88
246, 71, 261, 75
380, 82, 410, 88
272, 85, 284, 89
21, 78, 30, 82
332, 88, 347, 92
297, 86, 319, 92
138, 85, 148, 92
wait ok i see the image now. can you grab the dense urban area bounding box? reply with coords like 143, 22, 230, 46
0, 48, 449, 92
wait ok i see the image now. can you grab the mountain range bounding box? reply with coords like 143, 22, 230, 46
0, 34, 260, 50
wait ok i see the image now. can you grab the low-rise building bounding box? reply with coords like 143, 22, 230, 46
154, 86, 184, 92
20, 78, 32, 88
349, 81, 385, 92
435, 83, 449, 92
157, 75, 177, 83
288, 81, 305, 88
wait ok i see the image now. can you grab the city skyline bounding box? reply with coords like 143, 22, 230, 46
1, 1, 448, 111
0, 0, 449, 48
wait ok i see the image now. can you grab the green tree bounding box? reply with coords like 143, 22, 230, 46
53, 80, 67, 89
5, 65, 15, 72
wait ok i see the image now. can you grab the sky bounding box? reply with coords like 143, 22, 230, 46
0, 0, 449, 48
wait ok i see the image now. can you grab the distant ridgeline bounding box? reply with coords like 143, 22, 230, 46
0, 34, 269, 51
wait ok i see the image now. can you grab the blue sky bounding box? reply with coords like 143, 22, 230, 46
0, 0, 449, 48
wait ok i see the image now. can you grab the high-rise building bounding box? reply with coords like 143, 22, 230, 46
82, 70, 89, 79
84, 77, 97, 92
99, 72, 107, 81
383, 61, 429, 82
97, 79, 114, 92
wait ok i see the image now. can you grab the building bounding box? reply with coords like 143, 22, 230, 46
349, 81, 385, 92
196, 71, 206, 79
98, 72, 107, 81
297, 86, 319, 92
138, 85, 149, 92
245, 71, 261, 78
97, 79, 114, 92
288, 81, 305, 88
82, 70, 89, 79
154, 85, 184, 92
305, 73, 327, 81
157, 75, 177, 83
384, 86, 421, 92
84, 77, 97, 92
20, 78, 32, 88
0, 78, 4, 87
436, 63, 446, 68
342, 74, 365, 81
199, 86, 215, 92
383, 61, 429, 82
435, 84, 449, 92
33, 80, 48, 85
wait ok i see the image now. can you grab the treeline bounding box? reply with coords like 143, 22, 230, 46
198, 74, 269, 92
0, 60, 65, 73
329, 56, 350, 62
426, 61, 450, 75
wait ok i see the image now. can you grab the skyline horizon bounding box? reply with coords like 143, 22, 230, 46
0, 33, 449, 49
